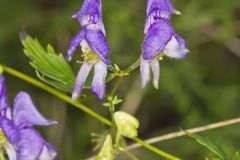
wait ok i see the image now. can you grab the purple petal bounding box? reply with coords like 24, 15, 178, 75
150, 59, 160, 89
91, 61, 107, 100
0, 117, 20, 146
72, 62, 93, 100
66, 28, 86, 61
147, 0, 175, 19
0, 75, 10, 113
13, 92, 57, 129
75, 0, 102, 26
85, 29, 111, 65
17, 128, 45, 160
39, 143, 57, 160
164, 32, 188, 59
140, 58, 151, 88
142, 20, 172, 60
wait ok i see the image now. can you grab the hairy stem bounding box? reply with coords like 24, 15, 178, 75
1, 64, 181, 160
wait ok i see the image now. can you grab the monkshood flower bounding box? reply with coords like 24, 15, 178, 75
66, 0, 110, 100
144, 0, 181, 33
0, 75, 57, 160
141, 0, 189, 89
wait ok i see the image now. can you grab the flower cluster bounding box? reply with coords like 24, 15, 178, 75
141, 0, 189, 89
66, 0, 110, 100
0, 75, 57, 160
67, 0, 188, 100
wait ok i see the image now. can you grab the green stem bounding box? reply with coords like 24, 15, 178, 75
110, 77, 123, 97
109, 77, 123, 142
1, 64, 112, 126
132, 137, 182, 160
124, 58, 141, 73
1, 64, 181, 160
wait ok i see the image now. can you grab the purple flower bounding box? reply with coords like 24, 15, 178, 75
0, 75, 57, 160
145, 0, 180, 33
66, 0, 110, 100
141, 0, 189, 89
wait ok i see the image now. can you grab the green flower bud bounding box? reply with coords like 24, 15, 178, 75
96, 135, 113, 160
114, 111, 139, 138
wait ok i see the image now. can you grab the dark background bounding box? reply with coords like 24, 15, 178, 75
0, 0, 240, 159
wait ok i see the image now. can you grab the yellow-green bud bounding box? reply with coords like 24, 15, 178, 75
96, 135, 113, 160
114, 111, 139, 138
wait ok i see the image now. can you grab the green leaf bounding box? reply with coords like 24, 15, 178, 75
232, 152, 240, 160
20, 32, 75, 92
184, 131, 228, 160
206, 157, 222, 160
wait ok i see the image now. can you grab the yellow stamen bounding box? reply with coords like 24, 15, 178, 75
156, 52, 165, 61
175, 10, 182, 15
0, 130, 8, 149
81, 49, 99, 64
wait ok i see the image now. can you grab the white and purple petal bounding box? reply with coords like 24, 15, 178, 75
72, 62, 93, 100
164, 32, 188, 59
91, 61, 107, 100
143, 20, 172, 60
140, 58, 151, 88
78, 0, 102, 24
0, 75, 10, 113
39, 143, 57, 160
13, 92, 57, 130
150, 59, 160, 89
147, 0, 175, 19
17, 128, 56, 160
5, 144, 17, 160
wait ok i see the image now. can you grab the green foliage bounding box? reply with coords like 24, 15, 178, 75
1, 0, 240, 159
20, 32, 75, 92
185, 131, 228, 160
232, 152, 240, 160
103, 96, 123, 107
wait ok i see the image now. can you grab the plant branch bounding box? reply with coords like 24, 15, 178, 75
1, 64, 112, 126
1, 64, 181, 160
128, 117, 240, 151
124, 58, 141, 74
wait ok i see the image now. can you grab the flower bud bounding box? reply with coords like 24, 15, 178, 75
96, 135, 113, 160
114, 111, 139, 138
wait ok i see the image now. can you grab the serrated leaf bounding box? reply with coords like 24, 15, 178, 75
20, 33, 76, 92
184, 131, 228, 160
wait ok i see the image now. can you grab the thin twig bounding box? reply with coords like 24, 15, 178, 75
127, 117, 240, 151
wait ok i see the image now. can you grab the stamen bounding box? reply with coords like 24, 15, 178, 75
81, 49, 99, 64
0, 130, 8, 149
156, 52, 165, 61
175, 10, 182, 15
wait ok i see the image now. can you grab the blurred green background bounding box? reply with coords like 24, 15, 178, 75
1, 0, 240, 159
